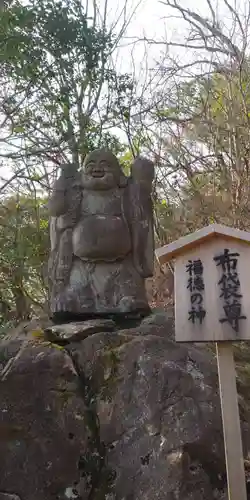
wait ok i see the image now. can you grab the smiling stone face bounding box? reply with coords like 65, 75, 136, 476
82, 149, 123, 190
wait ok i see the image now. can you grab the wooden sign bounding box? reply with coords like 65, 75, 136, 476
156, 224, 250, 342
155, 224, 249, 500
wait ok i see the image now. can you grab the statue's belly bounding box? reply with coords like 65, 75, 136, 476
72, 215, 131, 261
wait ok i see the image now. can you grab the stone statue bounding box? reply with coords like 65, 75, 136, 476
48, 149, 155, 321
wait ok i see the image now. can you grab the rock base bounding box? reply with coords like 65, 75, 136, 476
0, 311, 236, 500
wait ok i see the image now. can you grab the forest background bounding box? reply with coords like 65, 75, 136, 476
0, 0, 248, 326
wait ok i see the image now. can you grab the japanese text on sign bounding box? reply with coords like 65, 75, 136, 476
214, 248, 246, 333
186, 249, 247, 333
186, 259, 206, 324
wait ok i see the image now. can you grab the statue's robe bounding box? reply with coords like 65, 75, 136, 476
49, 176, 154, 320
48, 173, 82, 305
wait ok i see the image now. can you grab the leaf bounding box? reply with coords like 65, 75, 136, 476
13, 125, 25, 133
30, 174, 42, 181
31, 328, 44, 339
50, 342, 64, 350
39, 219, 49, 229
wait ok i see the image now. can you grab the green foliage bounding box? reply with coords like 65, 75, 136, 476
0, 0, 113, 83
0, 195, 49, 320
0, 0, 132, 165
0, 0, 137, 325
153, 61, 250, 243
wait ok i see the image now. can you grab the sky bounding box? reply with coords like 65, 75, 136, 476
0, 0, 249, 190
105, 0, 248, 75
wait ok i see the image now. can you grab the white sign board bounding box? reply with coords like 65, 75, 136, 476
155, 224, 250, 343
175, 237, 250, 342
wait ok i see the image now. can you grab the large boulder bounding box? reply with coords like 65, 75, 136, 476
0, 312, 238, 499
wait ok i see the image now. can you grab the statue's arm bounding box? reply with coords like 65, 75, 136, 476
131, 156, 154, 192
48, 178, 68, 217
129, 156, 155, 278
48, 165, 81, 217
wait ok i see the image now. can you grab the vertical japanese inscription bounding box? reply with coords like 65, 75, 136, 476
186, 259, 206, 324
214, 248, 246, 333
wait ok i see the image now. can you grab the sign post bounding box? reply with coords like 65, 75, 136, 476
155, 224, 250, 500
216, 342, 246, 500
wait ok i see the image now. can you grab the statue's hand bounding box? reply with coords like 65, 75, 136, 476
61, 163, 78, 181
131, 156, 154, 189
48, 164, 81, 217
